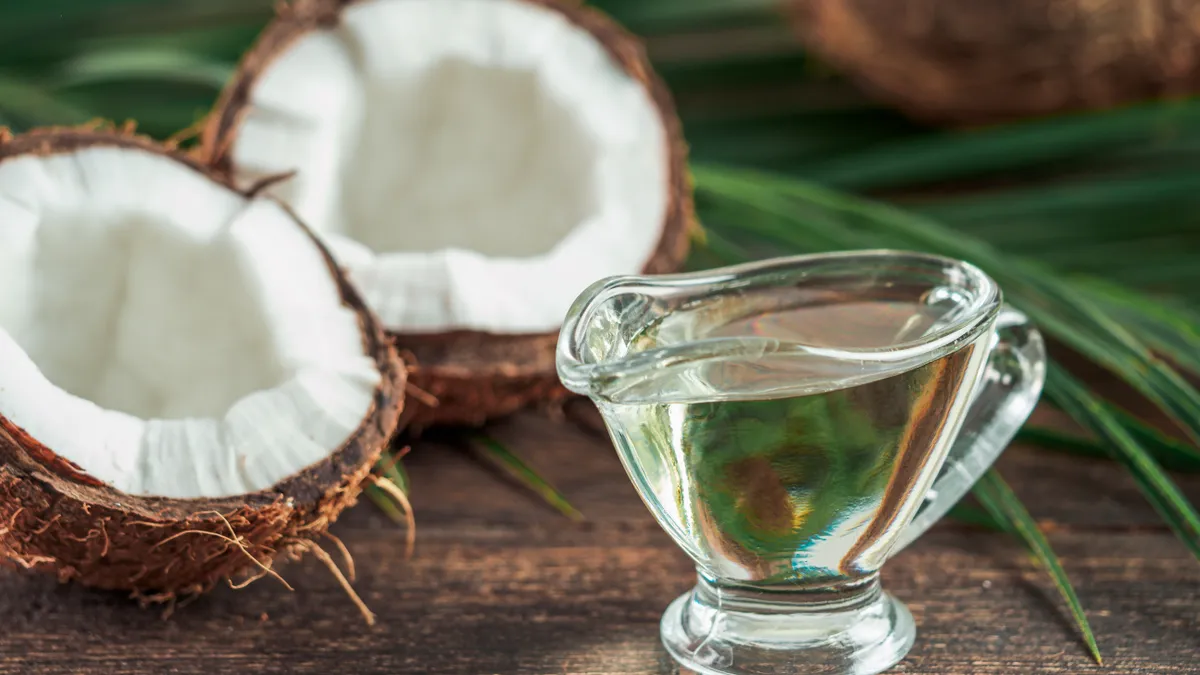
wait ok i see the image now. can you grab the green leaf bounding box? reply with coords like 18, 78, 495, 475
692, 164, 1200, 451
0, 0, 271, 48
1046, 366, 1200, 561
1072, 278, 1200, 375
1019, 422, 1200, 473
378, 451, 411, 496
659, 52, 811, 91
0, 71, 94, 128
908, 172, 1200, 275
365, 485, 408, 525
1106, 407, 1200, 470
592, 0, 781, 33
914, 170, 1200, 228
471, 434, 584, 521
366, 449, 412, 524
1020, 280, 1200, 448
801, 99, 1200, 191
973, 469, 1102, 665
56, 46, 232, 89
685, 107, 918, 168
947, 503, 1005, 531
692, 225, 753, 267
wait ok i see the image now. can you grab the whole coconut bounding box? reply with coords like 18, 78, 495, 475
789, 0, 1200, 125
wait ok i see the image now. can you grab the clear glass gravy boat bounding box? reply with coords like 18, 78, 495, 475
557, 251, 1045, 675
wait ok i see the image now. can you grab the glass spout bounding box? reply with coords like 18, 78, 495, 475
556, 250, 1000, 406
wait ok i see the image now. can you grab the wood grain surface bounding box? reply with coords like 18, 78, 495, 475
1, 402, 1197, 674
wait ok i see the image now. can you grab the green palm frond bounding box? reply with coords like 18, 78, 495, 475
471, 435, 584, 521
974, 470, 1102, 664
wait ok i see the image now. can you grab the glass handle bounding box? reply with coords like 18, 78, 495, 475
894, 305, 1047, 552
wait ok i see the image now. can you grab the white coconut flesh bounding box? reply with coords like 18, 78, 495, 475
229, 0, 669, 334
0, 146, 381, 499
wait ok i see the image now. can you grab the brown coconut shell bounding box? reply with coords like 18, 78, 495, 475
788, 0, 1200, 125
201, 0, 694, 430
0, 127, 407, 599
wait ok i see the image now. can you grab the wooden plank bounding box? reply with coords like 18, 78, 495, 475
0, 408, 1197, 674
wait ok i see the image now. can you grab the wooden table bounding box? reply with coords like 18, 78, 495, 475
1, 402, 1197, 674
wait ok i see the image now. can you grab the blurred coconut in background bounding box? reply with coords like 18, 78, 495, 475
788, 0, 1200, 125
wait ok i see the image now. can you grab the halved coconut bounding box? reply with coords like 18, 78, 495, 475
0, 128, 405, 602
203, 0, 693, 429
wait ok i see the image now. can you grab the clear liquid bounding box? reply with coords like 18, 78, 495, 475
601, 296, 990, 585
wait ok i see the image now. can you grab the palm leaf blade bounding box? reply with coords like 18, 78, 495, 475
472, 434, 584, 521
1047, 366, 1200, 560
973, 470, 1102, 664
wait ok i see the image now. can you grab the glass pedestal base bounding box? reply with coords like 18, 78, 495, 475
660, 575, 915, 675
